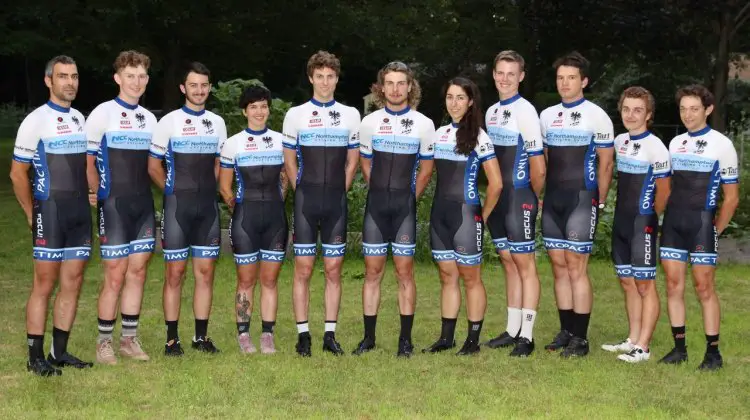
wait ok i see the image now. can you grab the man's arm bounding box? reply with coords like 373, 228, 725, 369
86, 155, 99, 206
148, 156, 166, 190
415, 159, 434, 199
9, 161, 33, 227
360, 156, 372, 185
654, 177, 671, 215
345, 148, 359, 191
283, 148, 298, 192
596, 147, 614, 205
716, 183, 739, 235
529, 155, 546, 198
218, 167, 235, 209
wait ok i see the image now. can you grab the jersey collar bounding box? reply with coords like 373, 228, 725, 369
181, 105, 205, 117
384, 106, 411, 116
245, 127, 268, 135
310, 98, 336, 107
688, 125, 711, 137
114, 96, 139, 110
46, 100, 70, 113
561, 97, 586, 109
499, 93, 521, 106
450, 122, 459, 129
629, 130, 650, 141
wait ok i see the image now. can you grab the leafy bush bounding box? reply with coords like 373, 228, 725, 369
0, 103, 28, 138
210, 78, 292, 135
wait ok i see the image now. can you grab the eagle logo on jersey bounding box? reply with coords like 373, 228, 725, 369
570, 111, 582, 126
502, 109, 511, 122
480, 144, 487, 153
695, 139, 708, 154
135, 113, 146, 129
71, 115, 82, 131
631, 143, 641, 156
401, 118, 414, 134
329, 110, 341, 126
202, 119, 214, 134
262, 136, 273, 149
427, 144, 434, 152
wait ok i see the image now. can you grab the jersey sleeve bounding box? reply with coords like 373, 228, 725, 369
219, 134, 237, 169
149, 113, 172, 159
518, 103, 543, 156
418, 117, 436, 160
475, 130, 496, 162
358, 116, 373, 159
593, 108, 614, 148
282, 107, 298, 150
347, 108, 361, 149
13, 113, 40, 163
650, 138, 671, 178
719, 138, 739, 184
85, 105, 108, 155
215, 116, 228, 156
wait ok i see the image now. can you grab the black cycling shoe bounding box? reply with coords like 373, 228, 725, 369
510, 337, 535, 357
164, 339, 185, 357
396, 338, 414, 358
191, 337, 220, 353
456, 339, 481, 356
484, 331, 517, 349
560, 336, 589, 358
47, 352, 93, 369
322, 333, 345, 356
351, 337, 376, 356
658, 347, 688, 365
422, 337, 456, 353
544, 329, 573, 352
27, 358, 62, 377
698, 352, 723, 371
296, 334, 312, 357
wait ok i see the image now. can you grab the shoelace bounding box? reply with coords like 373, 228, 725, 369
100, 340, 115, 357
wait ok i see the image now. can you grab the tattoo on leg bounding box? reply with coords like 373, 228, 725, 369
236, 293, 250, 322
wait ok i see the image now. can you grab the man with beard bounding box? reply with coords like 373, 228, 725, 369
11, 55, 93, 376
352, 61, 436, 357
148, 62, 227, 355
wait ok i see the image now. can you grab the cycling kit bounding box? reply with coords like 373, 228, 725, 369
282, 98, 360, 258
14, 101, 91, 261
660, 126, 738, 266
150, 106, 226, 261
539, 98, 614, 254
430, 123, 496, 266
359, 106, 436, 257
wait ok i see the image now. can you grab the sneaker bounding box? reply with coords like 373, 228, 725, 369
422, 337, 456, 353
352, 337, 376, 356
544, 329, 573, 352
119, 336, 150, 361
560, 336, 589, 358
698, 352, 723, 371
396, 338, 414, 358
238, 333, 257, 354
456, 338, 480, 356
296, 334, 312, 357
27, 358, 62, 377
510, 337, 535, 357
658, 347, 688, 365
96, 338, 117, 365
259, 333, 276, 354
617, 346, 650, 363
192, 336, 220, 353
47, 352, 93, 369
164, 339, 184, 357
322, 333, 345, 356
483, 331, 517, 349
601, 338, 634, 353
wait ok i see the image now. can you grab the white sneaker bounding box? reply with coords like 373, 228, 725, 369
601, 338, 634, 353
617, 346, 650, 363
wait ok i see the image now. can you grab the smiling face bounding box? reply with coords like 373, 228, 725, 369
45, 62, 79, 105
556, 65, 587, 103
309, 67, 338, 102
493, 60, 524, 99
243, 99, 269, 131
620, 97, 651, 133
445, 84, 472, 123
114, 65, 149, 103
679, 95, 712, 132
181, 71, 211, 108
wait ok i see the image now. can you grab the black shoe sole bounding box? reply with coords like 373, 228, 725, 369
46, 355, 93, 369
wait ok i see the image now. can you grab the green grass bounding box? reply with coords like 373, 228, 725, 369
1, 141, 749, 419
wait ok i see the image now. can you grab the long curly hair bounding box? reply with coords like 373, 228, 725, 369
369, 61, 422, 109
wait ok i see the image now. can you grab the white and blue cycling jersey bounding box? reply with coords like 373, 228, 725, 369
614, 131, 671, 215
220, 127, 285, 203
433, 124, 496, 204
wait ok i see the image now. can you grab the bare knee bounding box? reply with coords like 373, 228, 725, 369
324, 264, 341, 283
165, 265, 186, 289
619, 277, 636, 292
295, 262, 314, 282
665, 273, 684, 295
194, 263, 214, 286
127, 263, 147, 283
635, 280, 653, 298
259, 273, 277, 289
365, 264, 384, 282
693, 278, 715, 302
499, 251, 514, 267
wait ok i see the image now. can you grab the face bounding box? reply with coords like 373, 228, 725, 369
493, 60, 524, 98
679, 95, 712, 132
45, 63, 79, 103
180, 72, 211, 107
556, 65, 587, 102
445, 84, 473, 122
620, 97, 651, 132
243, 100, 270, 128
114, 65, 149, 101
309, 67, 338, 100
382, 70, 411, 108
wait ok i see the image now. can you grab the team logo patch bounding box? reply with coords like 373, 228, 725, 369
383, 118, 390, 123
263, 136, 273, 148
329, 110, 341, 126
558, 112, 563, 117
401, 119, 414, 134
186, 119, 192, 124
312, 111, 318, 116
570, 111, 582, 126
135, 113, 146, 128
121, 112, 127, 118
57, 116, 63, 123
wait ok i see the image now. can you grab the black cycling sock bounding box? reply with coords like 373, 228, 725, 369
468, 319, 483, 343
672, 325, 686, 351
559, 309, 574, 332
166, 320, 179, 342
261, 320, 275, 334
195, 318, 208, 339
27, 333, 44, 361
51, 327, 70, 359
399, 314, 414, 341
440, 317, 457, 342
706, 334, 720, 354
237, 322, 249, 335
573, 312, 590, 340
364, 315, 377, 340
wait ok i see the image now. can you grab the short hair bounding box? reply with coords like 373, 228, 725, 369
239, 85, 271, 109
493, 50, 525, 72
618, 86, 656, 125
553, 51, 589, 80
306, 50, 340, 77
45, 55, 76, 78
182, 62, 211, 84
675, 84, 714, 108
113, 50, 151, 73
370, 61, 422, 108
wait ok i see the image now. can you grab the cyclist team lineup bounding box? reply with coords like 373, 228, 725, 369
10, 48, 738, 377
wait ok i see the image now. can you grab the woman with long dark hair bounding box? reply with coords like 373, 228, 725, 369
423, 77, 503, 355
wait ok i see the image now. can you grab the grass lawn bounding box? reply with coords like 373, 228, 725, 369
0, 140, 749, 419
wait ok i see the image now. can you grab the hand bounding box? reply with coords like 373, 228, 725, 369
482, 209, 491, 224
26, 214, 32, 229
88, 190, 97, 207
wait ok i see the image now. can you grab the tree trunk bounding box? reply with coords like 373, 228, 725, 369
711, 3, 733, 133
